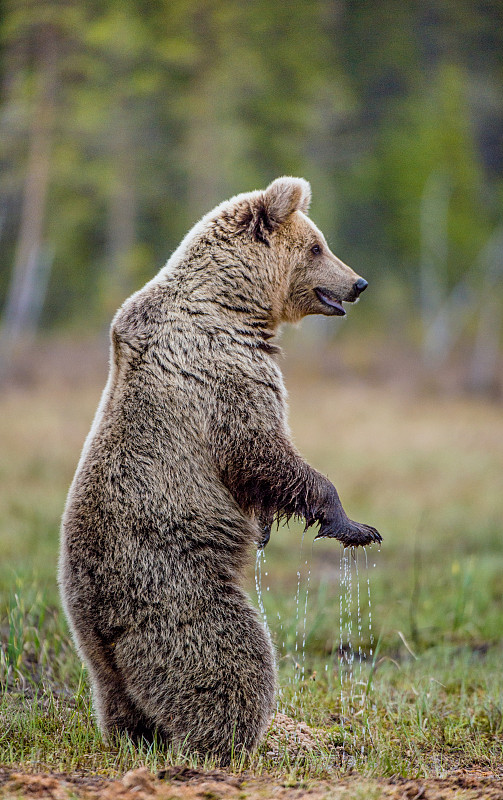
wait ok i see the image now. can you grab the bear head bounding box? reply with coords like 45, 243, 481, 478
234, 176, 368, 326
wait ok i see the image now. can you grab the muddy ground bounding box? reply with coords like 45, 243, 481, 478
2, 765, 503, 800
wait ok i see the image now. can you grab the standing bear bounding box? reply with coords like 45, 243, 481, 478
59, 177, 381, 764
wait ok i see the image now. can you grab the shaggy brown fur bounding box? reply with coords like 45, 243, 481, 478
59, 177, 380, 764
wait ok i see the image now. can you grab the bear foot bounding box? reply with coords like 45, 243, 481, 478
315, 518, 382, 548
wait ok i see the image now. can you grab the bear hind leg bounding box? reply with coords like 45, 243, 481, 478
78, 625, 156, 744
93, 672, 155, 744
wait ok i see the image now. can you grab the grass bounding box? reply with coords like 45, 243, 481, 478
1, 339, 503, 786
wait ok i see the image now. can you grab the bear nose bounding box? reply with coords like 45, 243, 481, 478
353, 278, 368, 296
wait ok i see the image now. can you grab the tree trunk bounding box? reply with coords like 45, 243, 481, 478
468, 228, 503, 396
0, 25, 57, 382
419, 172, 451, 367
104, 98, 138, 316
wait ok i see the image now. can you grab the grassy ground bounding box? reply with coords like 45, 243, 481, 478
1, 339, 502, 797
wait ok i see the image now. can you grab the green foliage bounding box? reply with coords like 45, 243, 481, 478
375, 63, 490, 280
1, 1, 501, 329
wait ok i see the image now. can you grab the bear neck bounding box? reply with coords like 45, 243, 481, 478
164, 250, 284, 337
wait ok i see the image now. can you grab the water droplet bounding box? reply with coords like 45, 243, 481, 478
300, 567, 311, 696
355, 553, 362, 677
295, 569, 301, 658
254, 549, 269, 632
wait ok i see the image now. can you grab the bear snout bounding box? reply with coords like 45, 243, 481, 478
313, 277, 369, 316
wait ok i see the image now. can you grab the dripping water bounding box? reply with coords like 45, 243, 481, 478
364, 547, 375, 658
355, 553, 363, 677
291, 529, 309, 698
339, 548, 352, 754
345, 549, 354, 683
255, 548, 269, 631
255, 530, 378, 734
294, 567, 301, 664
301, 560, 311, 681
335, 544, 377, 766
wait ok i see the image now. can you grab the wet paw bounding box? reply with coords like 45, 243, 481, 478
315, 519, 382, 548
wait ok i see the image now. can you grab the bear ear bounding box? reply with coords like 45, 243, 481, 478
263, 176, 311, 223
236, 177, 311, 244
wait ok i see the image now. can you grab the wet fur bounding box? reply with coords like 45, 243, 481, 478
59, 177, 380, 764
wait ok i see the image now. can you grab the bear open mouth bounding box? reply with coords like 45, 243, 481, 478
314, 288, 346, 316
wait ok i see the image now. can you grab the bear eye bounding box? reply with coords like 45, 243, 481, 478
311, 244, 322, 255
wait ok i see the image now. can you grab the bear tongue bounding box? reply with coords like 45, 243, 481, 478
315, 289, 346, 316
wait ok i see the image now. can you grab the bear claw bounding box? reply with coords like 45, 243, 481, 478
315, 519, 382, 549
258, 522, 272, 550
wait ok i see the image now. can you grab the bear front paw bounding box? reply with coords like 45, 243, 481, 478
315, 518, 382, 548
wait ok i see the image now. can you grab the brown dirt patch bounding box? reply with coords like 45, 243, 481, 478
2, 767, 503, 800
266, 712, 338, 757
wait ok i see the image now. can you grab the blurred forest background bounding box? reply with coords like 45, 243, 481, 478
1, 0, 502, 392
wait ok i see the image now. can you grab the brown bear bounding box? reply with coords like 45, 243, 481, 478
59, 177, 380, 764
